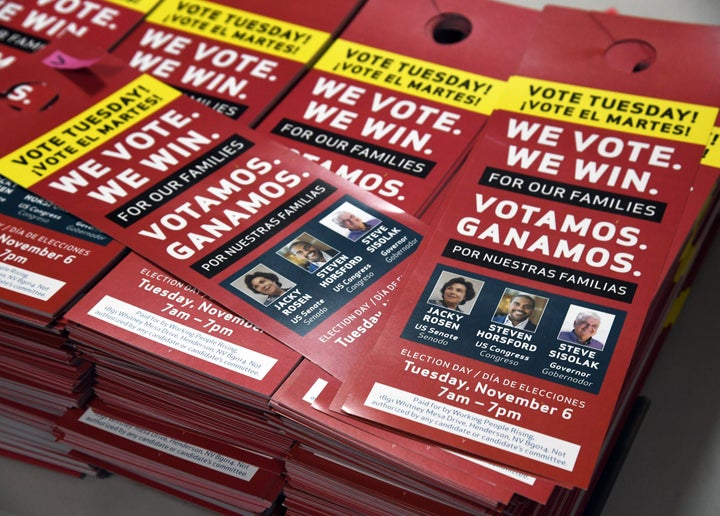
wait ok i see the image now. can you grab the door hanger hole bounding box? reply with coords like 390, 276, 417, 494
604, 39, 656, 73
428, 13, 472, 45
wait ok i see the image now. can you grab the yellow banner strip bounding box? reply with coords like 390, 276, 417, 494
0, 75, 181, 188
147, 0, 330, 63
701, 126, 720, 168
314, 39, 505, 115
500, 76, 718, 145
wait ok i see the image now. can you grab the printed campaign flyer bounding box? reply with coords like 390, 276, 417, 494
0, 0, 158, 72
0, 43, 423, 379
272, 359, 557, 507
257, 0, 539, 216
338, 7, 720, 488
65, 252, 302, 399
0, 176, 125, 324
57, 403, 286, 513
111, 0, 363, 124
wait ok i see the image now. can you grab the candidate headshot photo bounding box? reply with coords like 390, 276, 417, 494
557, 305, 614, 351
491, 289, 548, 333
426, 271, 484, 313
279, 233, 339, 273
322, 201, 381, 241
230, 266, 296, 307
